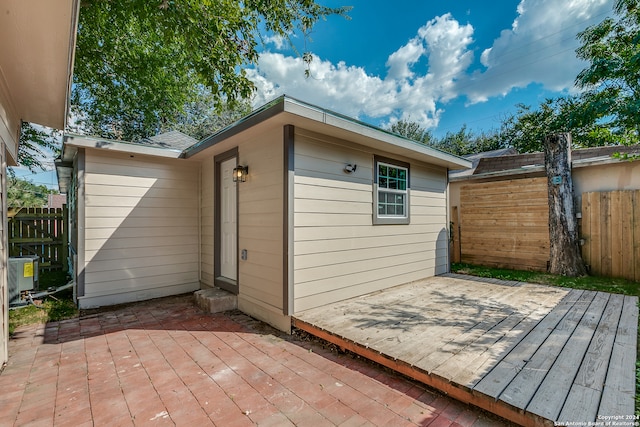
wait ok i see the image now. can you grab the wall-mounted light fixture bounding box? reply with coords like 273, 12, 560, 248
233, 165, 248, 182
344, 164, 357, 174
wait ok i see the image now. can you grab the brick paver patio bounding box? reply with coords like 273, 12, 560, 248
0, 295, 510, 426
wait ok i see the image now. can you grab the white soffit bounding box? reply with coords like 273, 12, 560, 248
0, 0, 79, 130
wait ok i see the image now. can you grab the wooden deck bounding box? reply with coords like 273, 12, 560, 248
292, 274, 638, 426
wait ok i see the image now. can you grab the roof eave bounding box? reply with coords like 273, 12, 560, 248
63, 134, 184, 159
0, 0, 80, 130
55, 159, 73, 194
282, 97, 471, 170
185, 96, 471, 170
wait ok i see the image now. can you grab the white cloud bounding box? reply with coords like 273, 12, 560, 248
248, 14, 474, 129
386, 38, 425, 80
247, 0, 614, 130
419, 14, 474, 90
263, 34, 287, 50
463, 0, 612, 103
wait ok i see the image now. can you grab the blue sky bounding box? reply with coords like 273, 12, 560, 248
16, 0, 614, 189
248, 0, 614, 138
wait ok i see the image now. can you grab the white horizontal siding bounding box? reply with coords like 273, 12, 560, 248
85, 216, 193, 229
80, 150, 199, 307
84, 234, 198, 252
293, 129, 448, 313
85, 173, 194, 190
237, 131, 283, 313
85, 206, 196, 218
294, 223, 442, 241
85, 244, 196, 262
294, 231, 444, 255
85, 225, 197, 240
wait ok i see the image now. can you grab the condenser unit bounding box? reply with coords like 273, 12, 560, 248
8, 256, 39, 304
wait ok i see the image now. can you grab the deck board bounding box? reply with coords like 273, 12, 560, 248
372, 279, 519, 366
306, 280, 442, 334
446, 290, 565, 387
526, 292, 609, 420
473, 289, 584, 398
497, 290, 597, 411
598, 295, 638, 418
557, 293, 623, 423
292, 274, 638, 426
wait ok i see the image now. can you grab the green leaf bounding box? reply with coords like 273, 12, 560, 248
72, 0, 351, 141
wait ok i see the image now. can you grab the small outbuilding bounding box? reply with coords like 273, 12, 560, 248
57, 96, 470, 331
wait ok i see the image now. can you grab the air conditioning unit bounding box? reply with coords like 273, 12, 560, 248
8, 256, 39, 304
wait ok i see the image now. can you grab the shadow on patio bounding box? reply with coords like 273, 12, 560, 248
1, 294, 512, 426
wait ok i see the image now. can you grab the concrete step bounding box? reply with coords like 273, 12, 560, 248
194, 287, 237, 313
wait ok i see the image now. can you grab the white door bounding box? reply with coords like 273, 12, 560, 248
220, 158, 237, 281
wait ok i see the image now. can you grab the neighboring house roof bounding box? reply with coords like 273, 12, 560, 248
47, 194, 67, 209
140, 130, 198, 151
450, 144, 640, 182
449, 148, 518, 180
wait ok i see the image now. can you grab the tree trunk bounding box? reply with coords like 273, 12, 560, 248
544, 133, 587, 276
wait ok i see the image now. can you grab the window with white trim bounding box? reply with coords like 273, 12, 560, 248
374, 157, 410, 225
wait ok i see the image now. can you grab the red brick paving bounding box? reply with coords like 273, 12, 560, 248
0, 295, 513, 426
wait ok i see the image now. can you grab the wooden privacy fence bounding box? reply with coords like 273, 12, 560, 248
457, 177, 550, 271
453, 183, 640, 282
581, 190, 640, 282
8, 207, 68, 272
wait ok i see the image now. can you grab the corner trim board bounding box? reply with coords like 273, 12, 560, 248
283, 125, 295, 315
77, 149, 85, 297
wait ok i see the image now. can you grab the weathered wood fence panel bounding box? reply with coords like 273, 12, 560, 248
8, 207, 68, 272
581, 191, 640, 282
458, 177, 550, 271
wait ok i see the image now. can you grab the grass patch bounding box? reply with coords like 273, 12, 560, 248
9, 270, 77, 336
451, 263, 640, 298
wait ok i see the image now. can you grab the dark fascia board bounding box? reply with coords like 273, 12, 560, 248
183, 95, 471, 170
